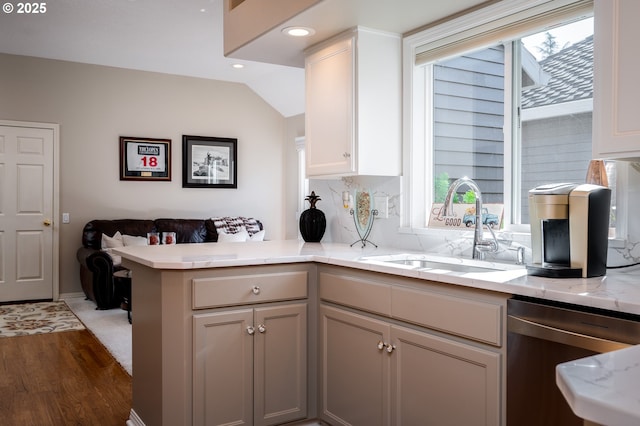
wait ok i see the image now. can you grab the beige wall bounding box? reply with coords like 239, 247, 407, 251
0, 53, 292, 296
283, 114, 305, 239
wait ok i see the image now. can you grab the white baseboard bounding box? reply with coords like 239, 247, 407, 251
126, 409, 145, 426
59, 291, 86, 300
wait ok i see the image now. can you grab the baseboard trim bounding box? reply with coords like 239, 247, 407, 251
59, 291, 87, 300
126, 409, 145, 426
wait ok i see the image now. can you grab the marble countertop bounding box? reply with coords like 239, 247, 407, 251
113, 239, 640, 315
557, 345, 640, 426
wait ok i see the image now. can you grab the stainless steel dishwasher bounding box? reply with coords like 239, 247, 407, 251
507, 295, 640, 425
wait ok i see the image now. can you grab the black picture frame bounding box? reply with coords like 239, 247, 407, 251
182, 135, 237, 188
119, 136, 171, 181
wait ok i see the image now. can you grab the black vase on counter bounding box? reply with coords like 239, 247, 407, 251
299, 191, 326, 242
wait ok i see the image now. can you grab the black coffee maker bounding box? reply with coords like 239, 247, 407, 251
527, 183, 611, 278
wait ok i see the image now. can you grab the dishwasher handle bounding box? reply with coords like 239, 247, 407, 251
508, 315, 630, 353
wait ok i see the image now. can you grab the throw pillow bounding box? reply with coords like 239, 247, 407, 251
248, 230, 265, 241
102, 250, 123, 267
122, 235, 148, 246
218, 228, 249, 242
101, 231, 124, 249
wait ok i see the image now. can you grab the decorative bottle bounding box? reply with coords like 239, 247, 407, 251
299, 191, 326, 242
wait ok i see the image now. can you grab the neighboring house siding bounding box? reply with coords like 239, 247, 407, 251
520, 36, 594, 223
433, 46, 505, 203
520, 112, 593, 223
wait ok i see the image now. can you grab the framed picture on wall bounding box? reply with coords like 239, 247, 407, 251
119, 136, 171, 181
182, 135, 237, 188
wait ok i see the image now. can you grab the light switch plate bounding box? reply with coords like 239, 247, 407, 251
62, 213, 70, 224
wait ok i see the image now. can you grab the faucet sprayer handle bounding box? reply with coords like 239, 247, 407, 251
476, 224, 499, 254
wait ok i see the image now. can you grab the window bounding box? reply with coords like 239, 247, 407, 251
401, 0, 618, 236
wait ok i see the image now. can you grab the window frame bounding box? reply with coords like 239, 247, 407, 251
400, 0, 605, 237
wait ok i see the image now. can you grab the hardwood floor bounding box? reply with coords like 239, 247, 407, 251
0, 329, 131, 425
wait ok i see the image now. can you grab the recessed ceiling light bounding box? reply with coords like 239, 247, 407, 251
232, 64, 244, 69
282, 26, 316, 37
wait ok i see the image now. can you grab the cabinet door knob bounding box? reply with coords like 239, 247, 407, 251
386, 344, 396, 354
343, 152, 351, 158
377, 341, 385, 351
258, 324, 266, 333
246, 326, 255, 335
252, 285, 260, 295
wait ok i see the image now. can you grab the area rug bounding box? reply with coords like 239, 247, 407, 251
0, 301, 85, 337
65, 296, 132, 376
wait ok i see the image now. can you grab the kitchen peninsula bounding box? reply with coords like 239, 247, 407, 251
114, 240, 640, 426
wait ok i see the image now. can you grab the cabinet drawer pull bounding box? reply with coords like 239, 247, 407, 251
252, 285, 261, 295
258, 324, 266, 333
246, 326, 255, 335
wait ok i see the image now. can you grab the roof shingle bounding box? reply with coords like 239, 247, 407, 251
521, 35, 593, 109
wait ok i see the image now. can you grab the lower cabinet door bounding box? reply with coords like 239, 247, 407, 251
254, 303, 308, 426
194, 304, 308, 426
319, 305, 502, 426
320, 305, 391, 426
391, 325, 501, 426
193, 309, 254, 426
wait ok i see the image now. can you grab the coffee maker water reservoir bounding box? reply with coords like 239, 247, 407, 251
528, 183, 611, 278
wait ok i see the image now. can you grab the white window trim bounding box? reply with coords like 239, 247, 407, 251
400, 0, 594, 236
295, 136, 309, 240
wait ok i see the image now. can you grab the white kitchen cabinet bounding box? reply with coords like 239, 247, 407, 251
318, 266, 506, 425
193, 303, 308, 426
593, 0, 640, 159
304, 27, 401, 177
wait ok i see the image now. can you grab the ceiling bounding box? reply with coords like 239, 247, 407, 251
0, 0, 489, 117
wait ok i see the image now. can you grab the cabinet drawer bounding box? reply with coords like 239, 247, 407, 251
319, 272, 391, 316
392, 286, 502, 346
193, 271, 307, 309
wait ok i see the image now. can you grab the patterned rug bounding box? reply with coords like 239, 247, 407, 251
0, 301, 85, 337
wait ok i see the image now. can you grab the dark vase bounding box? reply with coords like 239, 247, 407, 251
299, 191, 326, 242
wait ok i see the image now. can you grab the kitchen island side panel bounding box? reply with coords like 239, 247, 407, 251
126, 262, 194, 426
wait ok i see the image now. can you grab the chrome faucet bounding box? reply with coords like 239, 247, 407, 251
442, 177, 498, 260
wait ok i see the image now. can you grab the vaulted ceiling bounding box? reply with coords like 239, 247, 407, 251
0, 0, 490, 117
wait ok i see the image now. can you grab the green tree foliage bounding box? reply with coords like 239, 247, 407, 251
433, 172, 477, 204
537, 32, 570, 59
434, 172, 451, 203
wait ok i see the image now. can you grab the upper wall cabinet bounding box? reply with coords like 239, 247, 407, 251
304, 27, 402, 178
593, 0, 640, 160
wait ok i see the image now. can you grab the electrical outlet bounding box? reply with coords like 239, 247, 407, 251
62, 213, 70, 224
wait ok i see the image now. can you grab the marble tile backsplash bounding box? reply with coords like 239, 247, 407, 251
306, 173, 640, 268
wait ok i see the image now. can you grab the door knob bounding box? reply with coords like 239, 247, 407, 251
43, 219, 52, 226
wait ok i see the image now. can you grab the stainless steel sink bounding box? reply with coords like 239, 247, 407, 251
361, 253, 525, 274
386, 259, 504, 273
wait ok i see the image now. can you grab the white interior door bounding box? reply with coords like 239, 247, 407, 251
0, 121, 58, 302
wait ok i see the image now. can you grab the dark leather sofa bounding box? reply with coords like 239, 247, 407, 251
76, 218, 263, 309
